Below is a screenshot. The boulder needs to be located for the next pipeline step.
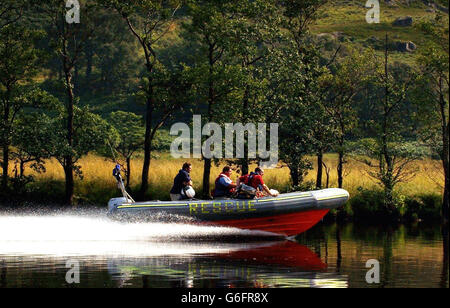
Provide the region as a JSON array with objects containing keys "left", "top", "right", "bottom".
[
  {"left": 395, "top": 41, "right": 417, "bottom": 52},
  {"left": 393, "top": 16, "right": 413, "bottom": 27}
]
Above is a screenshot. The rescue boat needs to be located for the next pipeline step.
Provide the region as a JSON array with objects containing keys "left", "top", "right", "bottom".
[{"left": 107, "top": 188, "right": 349, "bottom": 237}]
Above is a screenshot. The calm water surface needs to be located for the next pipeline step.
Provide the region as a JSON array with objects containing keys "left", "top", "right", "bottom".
[{"left": 0, "top": 210, "right": 447, "bottom": 288}]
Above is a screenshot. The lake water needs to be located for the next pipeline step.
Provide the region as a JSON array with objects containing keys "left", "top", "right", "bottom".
[{"left": 0, "top": 210, "right": 447, "bottom": 288}]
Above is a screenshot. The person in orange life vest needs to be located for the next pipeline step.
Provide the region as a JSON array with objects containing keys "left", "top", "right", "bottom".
[
  {"left": 213, "top": 166, "right": 237, "bottom": 199},
  {"left": 239, "top": 167, "right": 277, "bottom": 197}
]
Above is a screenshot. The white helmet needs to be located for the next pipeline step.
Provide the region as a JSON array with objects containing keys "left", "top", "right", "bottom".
[{"left": 182, "top": 186, "right": 196, "bottom": 199}]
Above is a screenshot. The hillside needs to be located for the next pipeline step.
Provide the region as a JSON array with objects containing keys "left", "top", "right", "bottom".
[{"left": 311, "top": 0, "right": 449, "bottom": 64}]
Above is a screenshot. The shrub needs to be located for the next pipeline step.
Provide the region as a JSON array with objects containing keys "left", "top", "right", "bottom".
[
  {"left": 350, "top": 188, "right": 405, "bottom": 222},
  {"left": 405, "top": 194, "right": 442, "bottom": 222}
]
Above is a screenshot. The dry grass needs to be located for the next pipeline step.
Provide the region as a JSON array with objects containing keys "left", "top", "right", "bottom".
[{"left": 21, "top": 153, "right": 444, "bottom": 202}]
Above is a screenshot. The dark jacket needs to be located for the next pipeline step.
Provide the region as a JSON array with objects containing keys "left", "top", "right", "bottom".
[{"left": 170, "top": 169, "right": 191, "bottom": 194}]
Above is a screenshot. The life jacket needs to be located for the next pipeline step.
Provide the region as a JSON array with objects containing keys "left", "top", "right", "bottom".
[
  {"left": 246, "top": 172, "right": 257, "bottom": 187},
  {"left": 239, "top": 173, "right": 254, "bottom": 185},
  {"left": 246, "top": 172, "right": 263, "bottom": 190},
  {"left": 213, "top": 173, "right": 234, "bottom": 197}
]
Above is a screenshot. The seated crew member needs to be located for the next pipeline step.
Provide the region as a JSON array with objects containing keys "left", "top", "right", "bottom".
[
  {"left": 213, "top": 166, "right": 237, "bottom": 199},
  {"left": 170, "top": 162, "right": 193, "bottom": 201},
  {"left": 246, "top": 167, "right": 278, "bottom": 197}
]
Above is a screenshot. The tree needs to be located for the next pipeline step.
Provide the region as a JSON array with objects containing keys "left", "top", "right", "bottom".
[
  {"left": 182, "top": 0, "right": 239, "bottom": 198},
  {"left": 0, "top": 25, "right": 43, "bottom": 191},
  {"left": 81, "top": 7, "right": 141, "bottom": 95},
  {"left": 221, "top": 0, "right": 279, "bottom": 176},
  {"left": 44, "top": 105, "right": 118, "bottom": 188},
  {"left": 39, "top": 0, "right": 97, "bottom": 205},
  {"left": 275, "top": 44, "right": 324, "bottom": 187},
  {"left": 322, "top": 47, "right": 376, "bottom": 188},
  {"left": 362, "top": 35, "right": 418, "bottom": 212},
  {"left": 415, "top": 14, "right": 449, "bottom": 222},
  {"left": 108, "top": 111, "right": 145, "bottom": 189},
  {"left": 101, "top": 0, "right": 185, "bottom": 199},
  {"left": 275, "top": 0, "right": 329, "bottom": 188}
]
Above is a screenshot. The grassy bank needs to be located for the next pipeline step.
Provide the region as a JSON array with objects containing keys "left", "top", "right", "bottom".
[{"left": 2, "top": 152, "right": 444, "bottom": 222}]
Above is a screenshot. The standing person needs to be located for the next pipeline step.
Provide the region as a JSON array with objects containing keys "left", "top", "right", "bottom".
[
  {"left": 170, "top": 163, "right": 193, "bottom": 201},
  {"left": 213, "top": 166, "right": 237, "bottom": 199}
]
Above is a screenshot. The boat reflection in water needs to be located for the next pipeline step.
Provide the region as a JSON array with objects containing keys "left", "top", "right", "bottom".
[{"left": 106, "top": 241, "right": 348, "bottom": 288}]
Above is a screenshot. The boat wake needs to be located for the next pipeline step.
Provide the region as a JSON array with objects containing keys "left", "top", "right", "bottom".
[{"left": 0, "top": 212, "right": 283, "bottom": 257}]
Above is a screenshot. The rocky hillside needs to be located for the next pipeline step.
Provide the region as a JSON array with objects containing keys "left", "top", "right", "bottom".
[{"left": 311, "top": 0, "right": 449, "bottom": 64}]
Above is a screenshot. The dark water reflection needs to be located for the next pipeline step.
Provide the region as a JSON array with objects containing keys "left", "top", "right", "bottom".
[{"left": 0, "top": 214, "right": 447, "bottom": 288}]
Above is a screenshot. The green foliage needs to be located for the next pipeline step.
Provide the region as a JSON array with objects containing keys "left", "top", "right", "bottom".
[
  {"left": 107, "top": 111, "right": 145, "bottom": 160},
  {"left": 0, "top": 0, "right": 27, "bottom": 29},
  {"left": 11, "top": 112, "right": 53, "bottom": 176},
  {"left": 350, "top": 188, "right": 406, "bottom": 222},
  {"left": 276, "top": 42, "right": 329, "bottom": 186},
  {"left": 152, "top": 130, "right": 174, "bottom": 152},
  {"left": 405, "top": 194, "right": 443, "bottom": 222},
  {"left": 44, "top": 105, "right": 119, "bottom": 179},
  {"left": 0, "top": 24, "right": 50, "bottom": 189}
]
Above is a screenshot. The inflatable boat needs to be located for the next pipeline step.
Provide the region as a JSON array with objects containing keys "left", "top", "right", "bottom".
[{"left": 108, "top": 188, "right": 349, "bottom": 237}]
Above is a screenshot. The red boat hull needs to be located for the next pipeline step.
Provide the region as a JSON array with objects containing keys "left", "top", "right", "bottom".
[{"left": 212, "top": 209, "right": 330, "bottom": 236}]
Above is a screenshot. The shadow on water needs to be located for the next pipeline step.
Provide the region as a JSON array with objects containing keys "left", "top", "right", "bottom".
[{"left": 0, "top": 209, "right": 447, "bottom": 288}]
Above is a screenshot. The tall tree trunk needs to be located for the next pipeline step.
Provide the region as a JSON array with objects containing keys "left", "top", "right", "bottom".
[
  {"left": 64, "top": 160, "right": 74, "bottom": 205},
  {"left": 241, "top": 85, "right": 250, "bottom": 176},
  {"left": 382, "top": 34, "right": 395, "bottom": 211},
  {"left": 140, "top": 94, "right": 154, "bottom": 199},
  {"left": 63, "top": 59, "right": 75, "bottom": 206},
  {"left": 202, "top": 44, "right": 215, "bottom": 199},
  {"left": 323, "top": 162, "right": 330, "bottom": 188},
  {"left": 203, "top": 158, "right": 212, "bottom": 198},
  {"left": 337, "top": 150, "right": 344, "bottom": 188},
  {"left": 1, "top": 145, "right": 8, "bottom": 191},
  {"left": 316, "top": 150, "right": 323, "bottom": 189},
  {"left": 19, "top": 161, "right": 25, "bottom": 177},
  {"left": 337, "top": 131, "right": 345, "bottom": 188},
  {"left": 290, "top": 166, "right": 299, "bottom": 187},
  {"left": 1, "top": 88, "right": 11, "bottom": 191},
  {"left": 126, "top": 156, "right": 131, "bottom": 190}
]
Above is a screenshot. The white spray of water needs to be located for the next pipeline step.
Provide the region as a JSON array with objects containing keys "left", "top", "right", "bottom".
[{"left": 0, "top": 214, "right": 280, "bottom": 257}]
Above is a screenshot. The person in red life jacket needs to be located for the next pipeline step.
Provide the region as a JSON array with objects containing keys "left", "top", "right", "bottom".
[
  {"left": 213, "top": 166, "right": 237, "bottom": 199},
  {"left": 240, "top": 167, "right": 278, "bottom": 197}
]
